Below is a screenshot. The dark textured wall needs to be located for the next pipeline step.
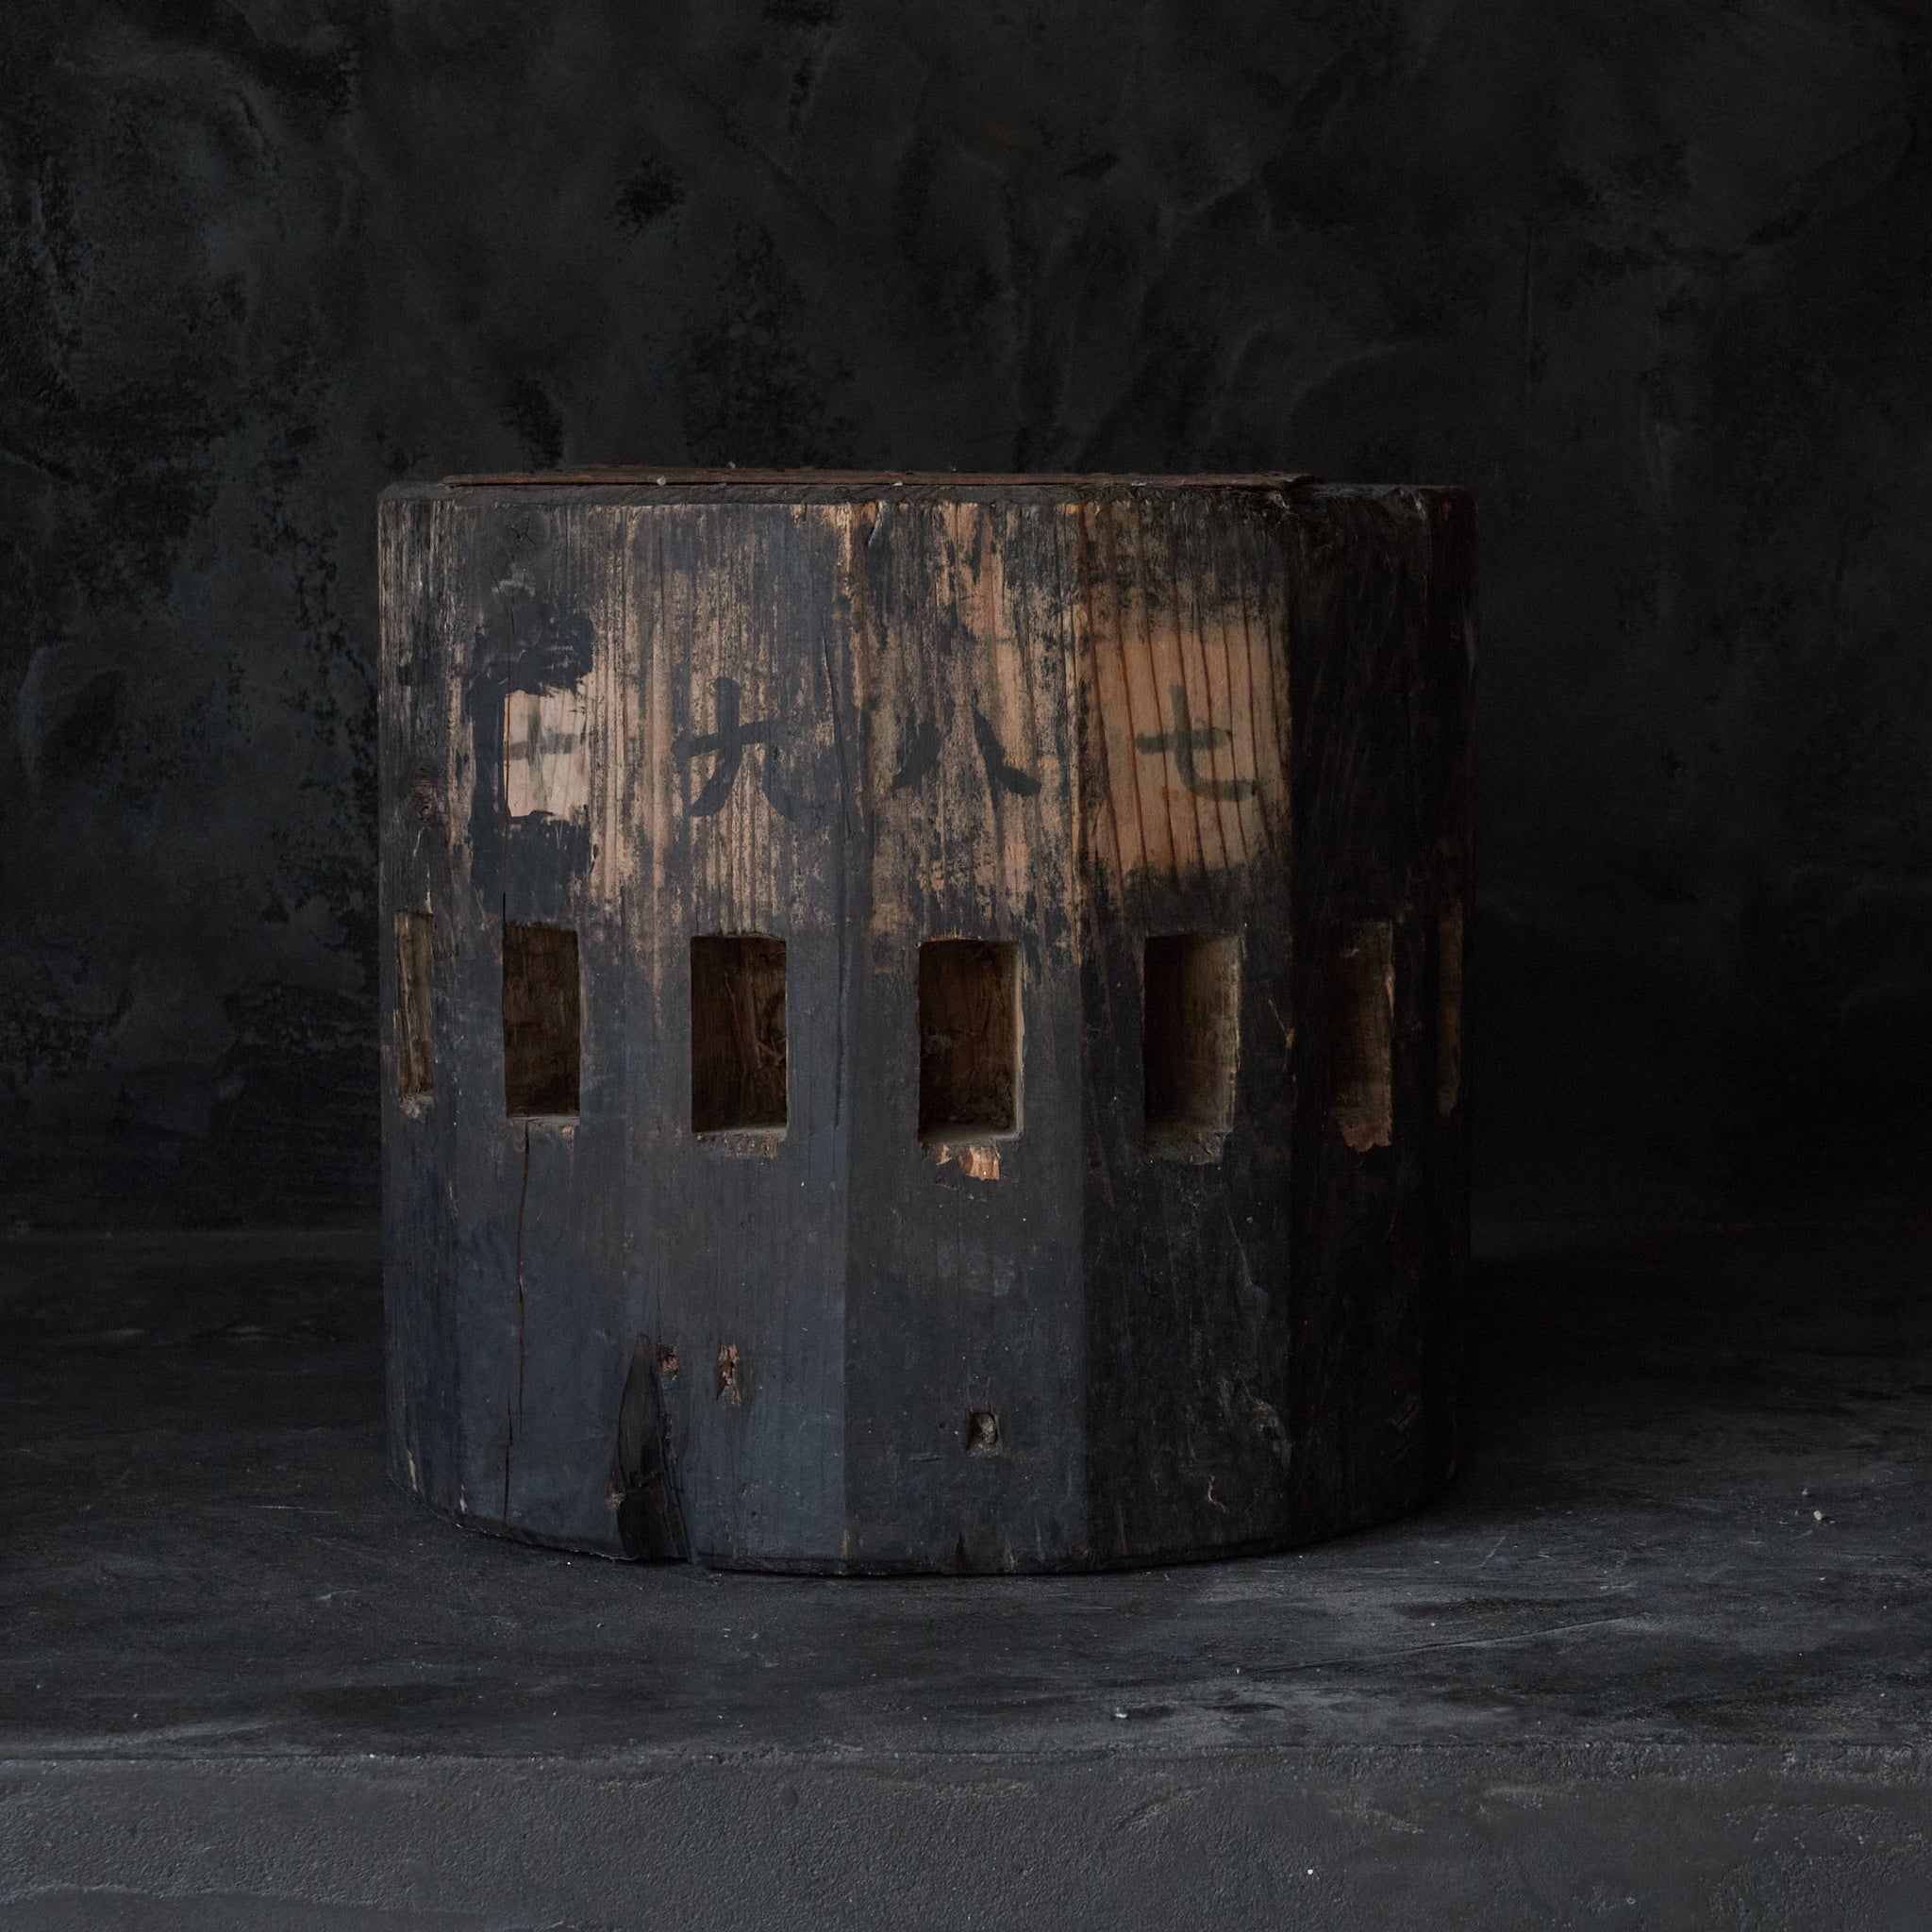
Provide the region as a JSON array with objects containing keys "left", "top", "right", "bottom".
[{"left": 3, "top": 2, "right": 1927, "bottom": 1224}]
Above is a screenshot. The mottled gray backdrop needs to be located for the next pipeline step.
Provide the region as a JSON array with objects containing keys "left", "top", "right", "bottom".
[{"left": 4, "top": 2, "right": 1926, "bottom": 1224}]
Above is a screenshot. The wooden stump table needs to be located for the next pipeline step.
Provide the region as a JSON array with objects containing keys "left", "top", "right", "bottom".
[{"left": 378, "top": 470, "right": 1474, "bottom": 1573}]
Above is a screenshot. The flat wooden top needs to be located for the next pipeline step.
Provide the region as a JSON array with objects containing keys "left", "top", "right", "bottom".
[{"left": 442, "top": 467, "right": 1318, "bottom": 491}]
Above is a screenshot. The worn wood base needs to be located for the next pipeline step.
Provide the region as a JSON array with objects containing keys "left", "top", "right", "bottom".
[{"left": 378, "top": 473, "right": 1473, "bottom": 1573}]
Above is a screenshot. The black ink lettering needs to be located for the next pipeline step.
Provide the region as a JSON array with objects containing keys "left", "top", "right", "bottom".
[
  {"left": 972, "top": 708, "right": 1041, "bottom": 798},
  {"left": 891, "top": 717, "right": 943, "bottom": 793},
  {"left": 673, "top": 676, "right": 793, "bottom": 819},
  {"left": 1134, "top": 683, "right": 1256, "bottom": 802}
]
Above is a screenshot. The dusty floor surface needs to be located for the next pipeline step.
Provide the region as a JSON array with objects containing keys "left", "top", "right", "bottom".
[{"left": 3, "top": 1223, "right": 1929, "bottom": 1926}]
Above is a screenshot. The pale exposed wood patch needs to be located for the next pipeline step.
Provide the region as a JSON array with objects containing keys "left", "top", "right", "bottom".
[
  {"left": 925, "top": 1141, "right": 1002, "bottom": 1180},
  {"left": 941, "top": 501, "right": 1063, "bottom": 917},
  {"left": 505, "top": 686, "right": 590, "bottom": 820},
  {"left": 1071, "top": 500, "right": 1286, "bottom": 884}
]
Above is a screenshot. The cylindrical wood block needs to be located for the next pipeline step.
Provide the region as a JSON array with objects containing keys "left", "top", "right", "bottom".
[{"left": 378, "top": 470, "right": 1474, "bottom": 1573}]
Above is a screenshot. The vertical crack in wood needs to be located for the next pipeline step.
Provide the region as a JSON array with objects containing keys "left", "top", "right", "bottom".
[
  {"left": 1333, "top": 921, "right": 1395, "bottom": 1152},
  {"left": 505, "top": 1120, "right": 530, "bottom": 1520},
  {"left": 1437, "top": 899, "right": 1464, "bottom": 1117},
  {"left": 822, "top": 609, "right": 849, "bottom": 1131},
  {"left": 515, "top": 1122, "right": 530, "bottom": 1411},
  {"left": 612, "top": 1335, "right": 691, "bottom": 1560}
]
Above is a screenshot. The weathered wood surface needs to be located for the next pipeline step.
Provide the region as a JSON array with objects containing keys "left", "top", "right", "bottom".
[{"left": 378, "top": 475, "right": 1474, "bottom": 1572}]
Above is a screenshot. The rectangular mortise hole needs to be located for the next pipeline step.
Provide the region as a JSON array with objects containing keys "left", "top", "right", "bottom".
[
  {"left": 1331, "top": 920, "right": 1393, "bottom": 1152},
  {"left": 918, "top": 940, "right": 1020, "bottom": 1141},
  {"left": 691, "top": 934, "right": 788, "bottom": 1135},
  {"left": 394, "top": 909, "right": 434, "bottom": 1103},
  {"left": 503, "top": 922, "right": 580, "bottom": 1117},
  {"left": 1436, "top": 900, "right": 1463, "bottom": 1117},
  {"left": 1142, "top": 933, "right": 1240, "bottom": 1157}
]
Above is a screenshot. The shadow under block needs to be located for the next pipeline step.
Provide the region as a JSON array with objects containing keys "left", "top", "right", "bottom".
[{"left": 377, "top": 473, "right": 1474, "bottom": 1573}]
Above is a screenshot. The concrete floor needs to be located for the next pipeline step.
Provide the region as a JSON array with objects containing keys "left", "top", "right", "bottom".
[{"left": 3, "top": 1223, "right": 1929, "bottom": 1928}]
